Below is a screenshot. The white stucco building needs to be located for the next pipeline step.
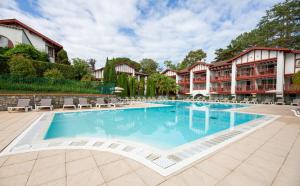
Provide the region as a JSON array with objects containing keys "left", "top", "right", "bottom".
[{"left": 0, "top": 19, "right": 63, "bottom": 62}]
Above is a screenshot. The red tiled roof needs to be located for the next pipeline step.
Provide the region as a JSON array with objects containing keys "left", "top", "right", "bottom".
[{"left": 0, "top": 19, "right": 63, "bottom": 49}]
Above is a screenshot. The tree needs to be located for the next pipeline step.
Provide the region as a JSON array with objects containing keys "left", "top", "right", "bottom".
[
  {"left": 179, "top": 49, "right": 206, "bottom": 70},
  {"left": 72, "top": 58, "right": 91, "bottom": 80},
  {"left": 43, "top": 68, "right": 64, "bottom": 79},
  {"left": 214, "top": 0, "right": 300, "bottom": 61},
  {"left": 88, "top": 58, "right": 96, "bottom": 70},
  {"left": 5, "top": 44, "right": 49, "bottom": 62},
  {"left": 108, "top": 61, "right": 117, "bottom": 84},
  {"left": 56, "top": 49, "right": 70, "bottom": 65},
  {"left": 140, "top": 58, "right": 158, "bottom": 75},
  {"left": 103, "top": 57, "right": 110, "bottom": 83},
  {"left": 163, "top": 60, "right": 177, "bottom": 70},
  {"left": 9, "top": 55, "right": 36, "bottom": 77}
]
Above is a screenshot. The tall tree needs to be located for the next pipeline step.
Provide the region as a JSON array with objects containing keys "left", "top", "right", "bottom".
[
  {"left": 108, "top": 61, "right": 117, "bottom": 84},
  {"left": 214, "top": 0, "right": 300, "bottom": 61},
  {"left": 103, "top": 57, "right": 110, "bottom": 83},
  {"left": 163, "top": 60, "right": 177, "bottom": 70},
  {"left": 56, "top": 49, "right": 70, "bottom": 65},
  {"left": 140, "top": 58, "right": 158, "bottom": 75},
  {"left": 72, "top": 58, "right": 90, "bottom": 80},
  {"left": 179, "top": 49, "right": 207, "bottom": 70},
  {"left": 88, "top": 58, "right": 96, "bottom": 70}
]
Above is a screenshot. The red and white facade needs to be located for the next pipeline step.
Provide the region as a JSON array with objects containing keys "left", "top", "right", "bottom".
[
  {"left": 0, "top": 19, "right": 63, "bottom": 62},
  {"left": 93, "top": 62, "right": 148, "bottom": 81},
  {"left": 162, "top": 47, "right": 300, "bottom": 100}
]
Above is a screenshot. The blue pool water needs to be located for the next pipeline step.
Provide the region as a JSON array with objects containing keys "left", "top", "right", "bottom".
[{"left": 44, "top": 101, "right": 263, "bottom": 149}]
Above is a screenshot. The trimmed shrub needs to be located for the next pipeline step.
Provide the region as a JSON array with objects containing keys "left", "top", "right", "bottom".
[
  {"left": 44, "top": 68, "right": 64, "bottom": 79},
  {"left": 9, "top": 55, "right": 36, "bottom": 77}
]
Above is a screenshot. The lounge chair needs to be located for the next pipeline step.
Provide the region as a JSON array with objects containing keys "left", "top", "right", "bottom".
[
  {"left": 78, "top": 98, "right": 92, "bottom": 109},
  {"left": 275, "top": 98, "right": 285, "bottom": 105},
  {"left": 230, "top": 98, "right": 238, "bottom": 103},
  {"left": 220, "top": 98, "right": 229, "bottom": 102},
  {"left": 248, "top": 98, "right": 258, "bottom": 104},
  {"left": 291, "top": 108, "right": 300, "bottom": 117},
  {"left": 96, "top": 98, "right": 110, "bottom": 108},
  {"left": 109, "top": 97, "right": 125, "bottom": 107},
  {"left": 240, "top": 98, "right": 249, "bottom": 103},
  {"left": 36, "top": 99, "right": 53, "bottom": 111},
  {"left": 8, "top": 99, "right": 32, "bottom": 112},
  {"left": 63, "top": 98, "right": 76, "bottom": 110},
  {"left": 262, "top": 98, "right": 273, "bottom": 104},
  {"left": 291, "top": 99, "right": 300, "bottom": 106}
]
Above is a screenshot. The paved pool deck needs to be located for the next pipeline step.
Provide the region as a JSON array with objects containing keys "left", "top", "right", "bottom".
[{"left": 0, "top": 103, "right": 299, "bottom": 186}]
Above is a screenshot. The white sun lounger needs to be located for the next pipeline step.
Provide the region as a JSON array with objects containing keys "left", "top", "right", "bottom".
[
  {"left": 96, "top": 98, "right": 110, "bottom": 108},
  {"left": 63, "top": 98, "right": 76, "bottom": 110},
  {"left": 262, "top": 98, "right": 273, "bottom": 104},
  {"left": 291, "top": 99, "right": 300, "bottom": 106},
  {"left": 275, "top": 98, "right": 285, "bottom": 105},
  {"left": 240, "top": 98, "right": 249, "bottom": 103},
  {"left": 78, "top": 98, "right": 92, "bottom": 109},
  {"left": 248, "top": 98, "right": 258, "bottom": 104},
  {"left": 36, "top": 99, "right": 53, "bottom": 111},
  {"left": 8, "top": 99, "right": 32, "bottom": 112}
]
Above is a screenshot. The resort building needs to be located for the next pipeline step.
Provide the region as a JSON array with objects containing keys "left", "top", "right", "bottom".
[
  {"left": 162, "top": 47, "right": 300, "bottom": 101},
  {"left": 0, "top": 19, "right": 63, "bottom": 62},
  {"left": 93, "top": 61, "right": 148, "bottom": 81}
]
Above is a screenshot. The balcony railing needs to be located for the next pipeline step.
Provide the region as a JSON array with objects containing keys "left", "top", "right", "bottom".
[
  {"left": 210, "top": 75, "right": 231, "bottom": 82},
  {"left": 179, "top": 89, "right": 190, "bottom": 94},
  {"left": 178, "top": 79, "right": 190, "bottom": 85},
  {"left": 236, "top": 85, "right": 255, "bottom": 94},
  {"left": 193, "top": 77, "right": 206, "bottom": 83},
  {"left": 193, "top": 87, "right": 206, "bottom": 90},
  {"left": 256, "top": 68, "right": 276, "bottom": 77},
  {"left": 236, "top": 70, "right": 254, "bottom": 80},
  {"left": 285, "top": 84, "right": 300, "bottom": 93},
  {"left": 256, "top": 84, "right": 276, "bottom": 93},
  {"left": 210, "top": 87, "right": 231, "bottom": 94}
]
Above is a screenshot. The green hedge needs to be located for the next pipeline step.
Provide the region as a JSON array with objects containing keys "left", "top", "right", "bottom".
[
  {"left": 0, "top": 75, "right": 114, "bottom": 94},
  {"left": 31, "top": 60, "right": 76, "bottom": 79}
]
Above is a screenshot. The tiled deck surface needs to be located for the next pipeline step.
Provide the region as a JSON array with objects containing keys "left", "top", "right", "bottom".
[{"left": 0, "top": 103, "right": 299, "bottom": 186}]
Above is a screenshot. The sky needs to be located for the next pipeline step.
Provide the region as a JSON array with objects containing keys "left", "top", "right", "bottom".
[{"left": 0, "top": 0, "right": 281, "bottom": 68}]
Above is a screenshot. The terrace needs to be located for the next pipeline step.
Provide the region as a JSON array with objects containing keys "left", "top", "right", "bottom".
[{"left": 0, "top": 104, "right": 299, "bottom": 186}]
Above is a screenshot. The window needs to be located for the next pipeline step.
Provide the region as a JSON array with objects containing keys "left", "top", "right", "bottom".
[
  {"left": 296, "top": 59, "right": 300, "bottom": 67},
  {"left": 47, "top": 46, "right": 54, "bottom": 58}
]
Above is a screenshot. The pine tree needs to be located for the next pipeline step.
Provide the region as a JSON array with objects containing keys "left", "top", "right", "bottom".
[{"left": 103, "top": 57, "right": 110, "bottom": 83}]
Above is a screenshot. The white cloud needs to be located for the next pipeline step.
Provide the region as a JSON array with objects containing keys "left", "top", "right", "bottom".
[{"left": 0, "top": 0, "right": 281, "bottom": 68}]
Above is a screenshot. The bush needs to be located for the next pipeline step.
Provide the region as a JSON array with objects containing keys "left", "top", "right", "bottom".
[
  {"left": 44, "top": 68, "right": 64, "bottom": 79},
  {"left": 81, "top": 74, "right": 95, "bottom": 82},
  {"left": 0, "top": 54, "right": 9, "bottom": 74},
  {"left": 5, "top": 44, "right": 49, "bottom": 62},
  {"left": 9, "top": 55, "right": 36, "bottom": 77},
  {"left": 31, "top": 60, "right": 76, "bottom": 79},
  {"left": 292, "top": 71, "right": 300, "bottom": 85},
  {"left": 56, "top": 49, "right": 70, "bottom": 65},
  {"left": 73, "top": 58, "right": 91, "bottom": 80}
]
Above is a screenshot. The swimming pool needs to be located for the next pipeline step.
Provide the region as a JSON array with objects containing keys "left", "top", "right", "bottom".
[{"left": 44, "top": 101, "right": 263, "bottom": 149}]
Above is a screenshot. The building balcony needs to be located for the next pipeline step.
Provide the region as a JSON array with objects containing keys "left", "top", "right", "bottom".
[
  {"left": 210, "top": 87, "right": 231, "bottom": 94},
  {"left": 179, "top": 89, "right": 190, "bottom": 94},
  {"left": 235, "top": 84, "right": 276, "bottom": 94},
  {"left": 193, "top": 77, "right": 206, "bottom": 83},
  {"left": 236, "top": 85, "right": 255, "bottom": 94},
  {"left": 236, "top": 71, "right": 254, "bottom": 80},
  {"left": 210, "top": 76, "right": 231, "bottom": 82},
  {"left": 284, "top": 84, "right": 300, "bottom": 93},
  {"left": 193, "top": 87, "right": 206, "bottom": 90},
  {"left": 256, "top": 69, "right": 276, "bottom": 78},
  {"left": 178, "top": 79, "right": 190, "bottom": 85}
]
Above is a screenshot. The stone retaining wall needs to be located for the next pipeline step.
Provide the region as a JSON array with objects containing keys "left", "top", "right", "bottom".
[{"left": 0, "top": 94, "right": 113, "bottom": 111}]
